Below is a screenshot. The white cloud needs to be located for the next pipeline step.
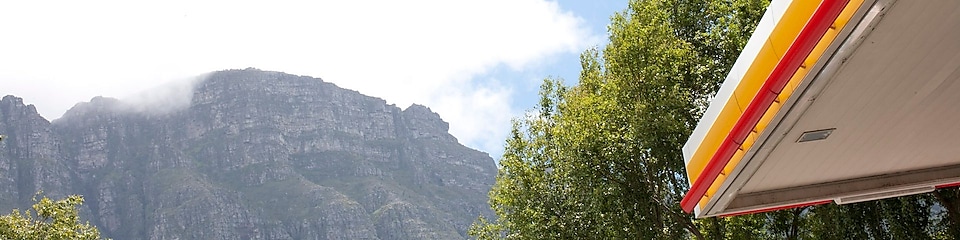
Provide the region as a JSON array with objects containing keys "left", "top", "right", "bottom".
[{"left": 0, "top": 0, "right": 595, "bottom": 158}]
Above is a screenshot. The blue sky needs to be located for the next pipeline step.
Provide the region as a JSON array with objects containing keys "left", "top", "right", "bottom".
[
  {"left": 465, "top": 1, "right": 628, "bottom": 158},
  {"left": 0, "top": 0, "right": 628, "bottom": 161}
]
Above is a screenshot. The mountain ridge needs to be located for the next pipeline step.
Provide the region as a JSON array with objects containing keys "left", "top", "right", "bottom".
[{"left": 0, "top": 68, "right": 496, "bottom": 239}]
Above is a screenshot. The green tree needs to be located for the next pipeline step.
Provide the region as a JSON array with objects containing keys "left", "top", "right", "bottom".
[
  {"left": 933, "top": 188, "right": 960, "bottom": 238},
  {"left": 473, "top": 0, "right": 960, "bottom": 239},
  {"left": 470, "top": 0, "right": 769, "bottom": 239},
  {"left": 0, "top": 193, "right": 102, "bottom": 240}
]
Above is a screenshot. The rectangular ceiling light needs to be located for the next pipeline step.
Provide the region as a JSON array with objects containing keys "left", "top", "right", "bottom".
[{"left": 797, "top": 128, "right": 836, "bottom": 143}]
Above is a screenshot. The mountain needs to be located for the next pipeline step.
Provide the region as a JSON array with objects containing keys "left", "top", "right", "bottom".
[{"left": 0, "top": 68, "right": 497, "bottom": 239}]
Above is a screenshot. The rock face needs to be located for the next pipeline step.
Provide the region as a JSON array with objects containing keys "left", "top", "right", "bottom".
[{"left": 0, "top": 68, "right": 497, "bottom": 239}]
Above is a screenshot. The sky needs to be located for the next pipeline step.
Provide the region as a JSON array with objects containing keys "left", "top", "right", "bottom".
[{"left": 0, "top": 0, "right": 627, "bottom": 160}]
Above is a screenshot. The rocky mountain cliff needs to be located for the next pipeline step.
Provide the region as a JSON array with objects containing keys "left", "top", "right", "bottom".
[{"left": 0, "top": 68, "right": 497, "bottom": 239}]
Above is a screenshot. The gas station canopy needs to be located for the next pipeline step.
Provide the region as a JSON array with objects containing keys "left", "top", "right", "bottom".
[{"left": 681, "top": 0, "right": 960, "bottom": 217}]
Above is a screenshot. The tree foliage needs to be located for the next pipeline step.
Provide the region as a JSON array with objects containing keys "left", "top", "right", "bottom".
[
  {"left": 0, "top": 193, "right": 102, "bottom": 240},
  {"left": 470, "top": 0, "right": 769, "bottom": 239},
  {"left": 471, "top": 0, "right": 960, "bottom": 239}
]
